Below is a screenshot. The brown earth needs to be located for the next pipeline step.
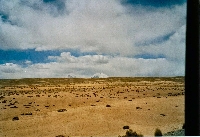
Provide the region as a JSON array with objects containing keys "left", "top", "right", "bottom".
[{"left": 0, "top": 77, "right": 184, "bottom": 137}]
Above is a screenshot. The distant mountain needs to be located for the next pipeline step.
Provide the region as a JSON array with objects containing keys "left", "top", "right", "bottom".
[
  {"left": 68, "top": 75, "right": 76, "bottom": 78},
  {"left": 91, "top": 73, "right": 108, "bottom": 78}
]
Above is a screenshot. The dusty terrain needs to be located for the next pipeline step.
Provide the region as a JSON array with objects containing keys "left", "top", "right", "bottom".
[{"left": 0, "top": 77, "right": 184, "bottom": 137}]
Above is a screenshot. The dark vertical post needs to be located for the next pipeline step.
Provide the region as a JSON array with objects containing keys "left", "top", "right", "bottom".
[{"left": 185, "top": 0, "right": 199, "bottom": 135}]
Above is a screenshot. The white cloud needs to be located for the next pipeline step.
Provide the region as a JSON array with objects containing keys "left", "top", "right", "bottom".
[
  {"left": 48, "top": 52, "right": 109, "bottom": 64},
  {"left": 24, "top": 60, "right": 32, "bottom": 64},
  {"left": 0, "top": 0, "right": 186, "bottom": 78},
  {"left": 0, "top": 0, "right": 186, "bottom": 56},
  {"left": 0, "top": 63, "right": 24, "bottom": 78},
  {"left": 136, "top": 24, "right": 186, "bottom": 62},
  {"left": 0, "top": 53, "right": 184, "bottom": 79}
]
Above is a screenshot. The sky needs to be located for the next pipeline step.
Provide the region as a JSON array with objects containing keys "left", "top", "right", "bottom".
[{"left": 0, "top": 0, "right": 186, "bottom": 79}]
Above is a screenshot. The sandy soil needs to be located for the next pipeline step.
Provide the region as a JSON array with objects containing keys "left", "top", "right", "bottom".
[{"left": 0, "top": 77, "right": 184, "bottom": 137}]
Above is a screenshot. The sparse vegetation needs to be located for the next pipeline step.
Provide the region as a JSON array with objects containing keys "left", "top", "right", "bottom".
[{"left": 0, "top": 77, "right": 184, "bottom": 136}]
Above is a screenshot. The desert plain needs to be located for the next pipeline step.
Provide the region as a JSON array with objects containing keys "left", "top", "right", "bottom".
[{"left": 0, "top": 77, "right": 184, "bottom": 137}]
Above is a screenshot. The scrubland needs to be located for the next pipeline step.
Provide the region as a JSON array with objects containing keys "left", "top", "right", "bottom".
[{"left": 0, "top": 77, "right": 184, "bottom": 136}]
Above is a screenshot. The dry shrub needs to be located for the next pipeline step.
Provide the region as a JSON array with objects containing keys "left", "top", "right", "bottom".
[
  {"left": 55, "top": 135, "right": 65, "bottom": 137},
  {"left": 123, "top": 126, "right": 129, "bottom": 129},
  {"left": 119, "top": 129, "right": 143, "bottom": 137},
  {"left": 182, "top": 123, "right": 185, "bottom": 129},
  {"left": 154, "top": 128, "right": 162, "bottom": 136},
  {"left": 12, "top": 116, "right": 19, "bottom": 121}
]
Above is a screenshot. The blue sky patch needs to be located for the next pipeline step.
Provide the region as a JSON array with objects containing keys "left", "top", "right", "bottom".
[
  {"left": 134, "top": 54, "right": 166, "bottom": 59},
  {"left": 0, "top": 13, "right": 13, "bottom": 25},
  {"left": 121, "top": 0, "right": 186, "bottom": 7},
  {"left": 42, "top": 0, "right": 66, "bottom": 15},
  {"left": 0, "top": 49, "right": 60, "bottom": 64},
  {"left": 0, "top": 49, "right": 99, "bottom": 64},
  {"left": 135, "top": 32, "right": 175, "bottom": 46},
  {"left": 0, "top": 14, "right": 8, "bottom": 22}
]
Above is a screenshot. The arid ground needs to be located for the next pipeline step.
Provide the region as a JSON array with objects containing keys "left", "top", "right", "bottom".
[{"left": 0, "top": 77, "right": 184, "bottom": 137}]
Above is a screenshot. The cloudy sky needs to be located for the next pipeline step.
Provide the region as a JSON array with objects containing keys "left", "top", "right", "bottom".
[{"left": 0, "top": 0, "right": 186, "bottom": 79}]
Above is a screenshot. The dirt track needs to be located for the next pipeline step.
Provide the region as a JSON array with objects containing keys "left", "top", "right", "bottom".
[{"left": 0, "top": 77, "right": 184, "bottom": 136}]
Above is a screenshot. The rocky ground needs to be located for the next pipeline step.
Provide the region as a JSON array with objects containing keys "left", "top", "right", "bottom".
[{"left": 0, "top": 77, "right": 185, "bottom": 137}]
